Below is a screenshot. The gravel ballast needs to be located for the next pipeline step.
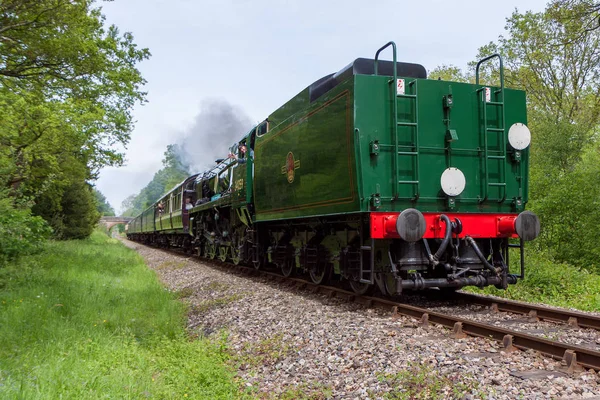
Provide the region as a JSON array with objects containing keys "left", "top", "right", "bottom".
[{"left": 123, "top": 239, "right": 600, "bottom": 399}]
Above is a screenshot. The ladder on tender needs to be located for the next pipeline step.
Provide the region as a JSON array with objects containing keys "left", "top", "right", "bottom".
[
  {"left": 476, "top": 54, "right": 507, "bottom": 203},
  {"left": 374, "top": 41, "right": 420, "bottom": 201}
]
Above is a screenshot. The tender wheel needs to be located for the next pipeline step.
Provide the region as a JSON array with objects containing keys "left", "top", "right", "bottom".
[
  {"left": 383, "top": 274, "right": 400, "bottom": 296},
  {"left": 349, "top": 279, "right": 373, "bottom": 296},
  {"left": 218, "top": 245, "right": 228, "bottom": 262},
  {"left": 281, "top": 259, "right": 295, "bottom": 277},
  {"left": 205, "top": 242, "right": 217, "bottom": 259},
  {"left": 309, "top": 261, "right": 331, "bottom": 285}
]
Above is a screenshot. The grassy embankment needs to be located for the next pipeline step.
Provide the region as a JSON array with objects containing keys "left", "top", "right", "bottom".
[
  {"left": 0, "top": 231, "right": 238, "bottom": 399},
  {"left": 469, "top": 249, "right": 600, "bottom": 311}
]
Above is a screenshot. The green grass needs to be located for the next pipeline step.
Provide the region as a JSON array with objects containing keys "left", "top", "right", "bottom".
[
  {"left": 467, "top": 249, "right": 600, "bottom": 311},
  {"left": 0, "top": 231, "right": 239, "bottom": 399}
]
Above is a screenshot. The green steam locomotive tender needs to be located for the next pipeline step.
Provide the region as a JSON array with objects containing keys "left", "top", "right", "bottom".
[{"left": 127, "top": 41, "right": 540, "bottom": 295}]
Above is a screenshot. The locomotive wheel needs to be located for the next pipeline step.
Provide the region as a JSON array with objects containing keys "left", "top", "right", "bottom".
[
  {"left": 281, "top": 259, "right": 295, "bottom": 277},
  {"left": 205, "top": 242, "right": 217, "bottom": 260},
  {"left": 383, "top": 274, "right": 400, "bottom": 296},
  {"left": 218, "top": 246, "right": 228, "bottom": 262},
  {"left": 349, "top": 280, "right": 373, "bottom": 296},
  {"left": 231, "top": 244, "right": 242, "bottom": 265},
  {"left": 252, "top": 256, "right": 262, "bottom": 270},
  {"left": 309, "top": 261, "right": 331, "bottom": 285}
]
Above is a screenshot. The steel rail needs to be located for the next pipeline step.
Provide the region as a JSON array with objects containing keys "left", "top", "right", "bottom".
[
  {"left": 142, "top": 243, "right": 600, "bottom": 371},
  {"left": 454, "top": 292, "right": 600, "bottom": 331}
]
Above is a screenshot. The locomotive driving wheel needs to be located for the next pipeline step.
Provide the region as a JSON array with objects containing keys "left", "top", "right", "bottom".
[
  {"left": 218, "top": 245, "right": 228, "bottom": 262},
  {"left": 281, "top": 259, "right": 295, "bottom": 277},
  {"left": 309, "top": 260, "right": 331, "bottom": 285},
  {"left": 349, "top": 279, "right": 373, "bottom": 296},
  {"left": 205, "top": 242, "right": 217, "bottom": 260},
  {"left": 231, "top": 244, "right": 242, "bottom": 265}
]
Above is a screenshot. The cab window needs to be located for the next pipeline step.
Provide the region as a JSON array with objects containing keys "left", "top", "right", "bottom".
[
  {"left": 256, "top": 120, "right": 268, "bottom": 137},
  {"left": 217, "top": 167, "right": 232, "bottom": 194}
]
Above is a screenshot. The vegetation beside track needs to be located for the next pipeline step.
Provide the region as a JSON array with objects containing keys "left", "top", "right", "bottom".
[
  {"left": 0, "top": 231, "right": 238, "bottom": 399},
  {"left": 468, "top": 250, "right": 600, "bottom": 312}
]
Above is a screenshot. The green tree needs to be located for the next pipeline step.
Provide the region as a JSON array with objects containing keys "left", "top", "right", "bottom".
[
  {"left": 475, "top": 1, "right": 600, "bottom": 269},
  {"left": 478, "top": 1, "right": 600, "bottom": 175},
  {"left": 121, "top": 145, "right": 191, "bottom": 217},
  {"left": 93, "top": 188, "right": 115, "bottom": 216},
  {"left": 60, "top": 181, "right": 100, "bottom": 239},
  {"left": 428, "top": 65, "right": 471, "bottom": 83},
  {"left": 0, "top": 0, "right": 149, "bottom": 240},
  {"left": 431, "top": 1, "right": 600, "bottom": 269},
  {"left": 31, "top": 155, "right": 100, "bottom": 239}
]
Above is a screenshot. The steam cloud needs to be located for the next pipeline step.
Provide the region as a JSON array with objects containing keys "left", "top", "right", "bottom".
[{"left": 174, "top": 99, "right": 254, "bottom": 173}]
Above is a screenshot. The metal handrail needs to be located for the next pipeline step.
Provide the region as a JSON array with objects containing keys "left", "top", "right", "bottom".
[
  {"left": 476, "top": 53, "right": 504, "bottom": 89},
  {"left": 374, "top": 42, "right": 399, "bottom": 199},
  {"left": 476, "top": 54, "right": 506, "bottom": 203}
]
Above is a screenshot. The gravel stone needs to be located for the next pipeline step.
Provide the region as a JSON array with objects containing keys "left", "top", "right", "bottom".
[{"left": 122, "top": 239, "right": 600, "bottom": 399}]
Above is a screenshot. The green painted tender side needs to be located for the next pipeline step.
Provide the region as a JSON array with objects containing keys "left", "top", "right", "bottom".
[
  {"left": 254, "top": 79, "right": 359, "bottom": 221},
  {"left": 354, "top": 75, "right": 528, "bottom": 213},
  {"left": 252, "top": 70, "right": 529, "bottom": 222}
]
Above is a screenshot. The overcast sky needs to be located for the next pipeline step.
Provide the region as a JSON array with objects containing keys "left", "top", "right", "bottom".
[{"left": 96, "top": 0, "right": 548, "bottom": 213}]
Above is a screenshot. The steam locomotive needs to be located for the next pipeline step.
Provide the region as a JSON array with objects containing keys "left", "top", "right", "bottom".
[{"left": 127, "top": 41, "right": 540, "bottom": 295}]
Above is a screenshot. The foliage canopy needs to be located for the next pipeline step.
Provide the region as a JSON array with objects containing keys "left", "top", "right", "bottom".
[{"left": 0, "top": 0, "right": 149, "bottom": 242}]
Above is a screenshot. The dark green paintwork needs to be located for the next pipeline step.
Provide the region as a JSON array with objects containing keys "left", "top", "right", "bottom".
[
  {"left": 131, "top": 61, "right": 529, "bottom": 231},
  {"left": 254, "top": 79, "right": 359, "bottom": 221},
  {"left": 252, "top": 70, "right": 529, "bottom": 222},
  {"left": 355, "top": 75, "right": 528, "bottom": 213}
]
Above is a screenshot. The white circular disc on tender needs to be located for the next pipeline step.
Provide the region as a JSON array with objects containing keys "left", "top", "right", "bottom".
[
  {"left": 508, "top": 123, "right": 531, "bottom": 150},
  {"left": 440, "top": 167, "right": 466, "bottom": 197}
]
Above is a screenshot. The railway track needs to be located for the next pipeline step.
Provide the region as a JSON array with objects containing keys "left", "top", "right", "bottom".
[
  {"left": 159, "top": 245, "right": 600, "bottom": 372},
  {"left": 453, "top": 292, "right": 600, "bottom": 331}
]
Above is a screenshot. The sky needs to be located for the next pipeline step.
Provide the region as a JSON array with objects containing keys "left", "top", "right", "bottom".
[{"left": 96, "top": 0, "right": 549, "bottom": 214}]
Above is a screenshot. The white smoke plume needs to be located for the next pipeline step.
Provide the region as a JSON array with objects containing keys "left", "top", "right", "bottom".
[{"left": 175, "top": 99, "right": 254, "bottom": 174}]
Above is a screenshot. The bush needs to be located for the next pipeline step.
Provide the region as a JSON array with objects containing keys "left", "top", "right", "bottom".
[
  {"left": 471, "top": 249, "right": 600, "bottom": 311},
  {"left": 0, "top": 198, "right": 52, "bottom": 264},
  {"left": 530, "top": 145, "right": 600, "bottom": 272}
]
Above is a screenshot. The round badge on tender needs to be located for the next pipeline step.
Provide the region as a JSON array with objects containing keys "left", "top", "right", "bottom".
[
  {"left": 440, "top": 167, "right": 466, "bottom": 197},
  {"left": 508, "top": 123, "right": 531, "bottom": 150}
]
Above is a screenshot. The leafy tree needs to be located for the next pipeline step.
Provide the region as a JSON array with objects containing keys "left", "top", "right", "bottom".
[
  {"left": 0, "top": 0, "right": 149, "bottom": 240},
  {"left": 428, "top": 65, "right": 471, "bottom": 83},
  {"left": 478, "top": 2, "right": 600, "bottom": 174},
  {"left": 93, "top": 188, "right": 115, "bottom": 216},
  {"left": 430, "top": 1, "right": 600, "bottom": 269},
  {"left": 60, "top": 180, "right": 100, "bottom": 239},
  {"left": 1, "top": 0, "right": 149, "bottom": 186},
  {"left": 533, "top": 144, "right": 600, "bottom": 268},
  {"left": 548, "top": 0, "right": 600, "bottom": 36},
  {"left": 120, "top": 194, "right": 137, "bottom": 217},
  {"left": 31, "top": 155, "right": 100, "bottom": 239},
  {"left": 121, "top": 145, "right": 191, "bottom": 217},
  {"left": 473, "top": 1, "right": 600, "bottom": 269}
]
